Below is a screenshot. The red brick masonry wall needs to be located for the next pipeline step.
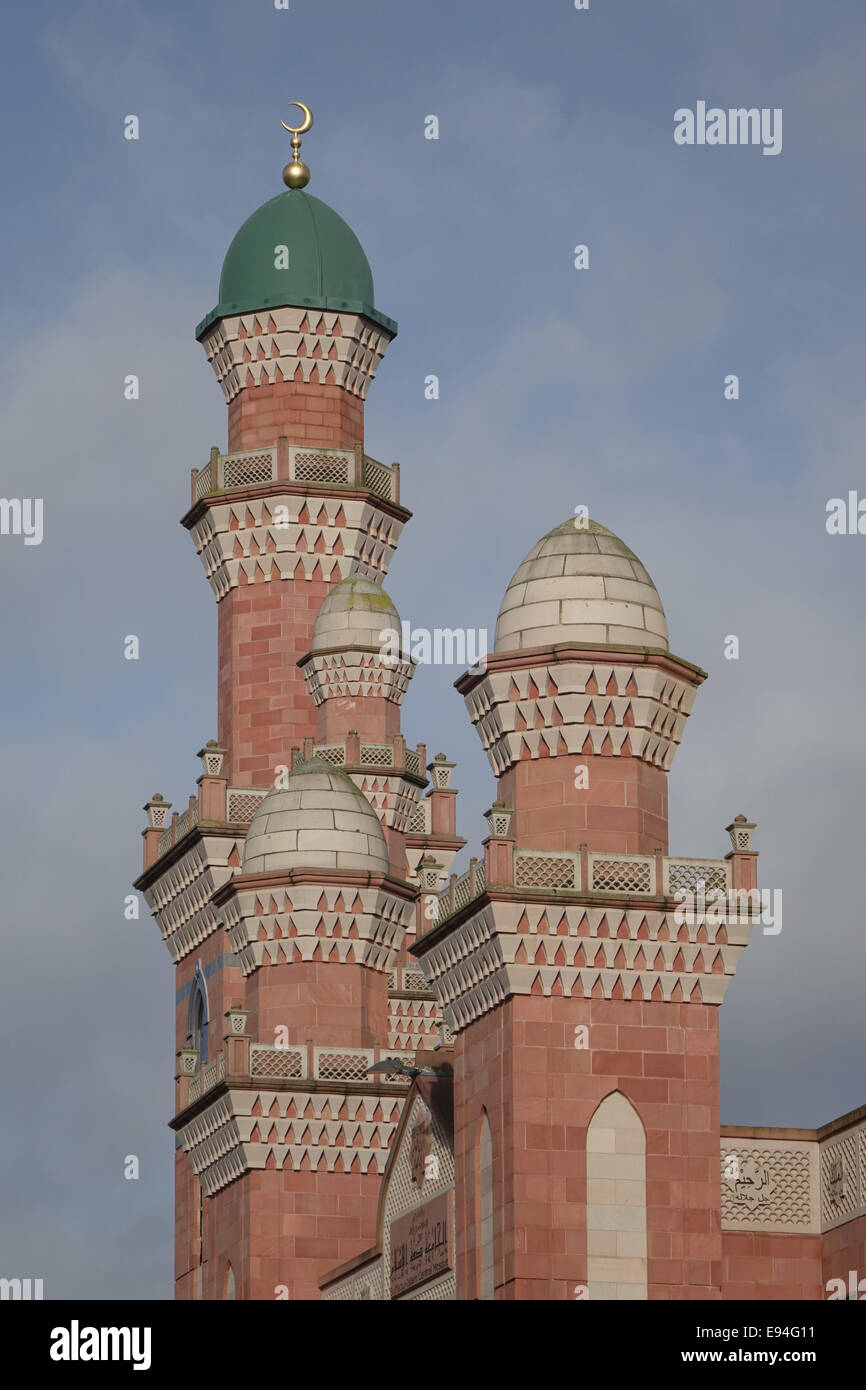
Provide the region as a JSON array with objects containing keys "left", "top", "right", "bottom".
[
  {"left": 721, "top": 1230, "right": 824, "bottom": 1300},
  {"left": 228, "top": 379, "right": 364, "bottom": 453},
  {"left": 499, "top": 754, "right": 669, "bottom": 856},
  {"left": 454, "top": 995, "right": 722, "bottom": 1300},
  {"left": 822, "top": 1212, "right": 866, "bottom": 1298},
  {"left": 218, "top": 578, "right": 330, "bottom": 784}
]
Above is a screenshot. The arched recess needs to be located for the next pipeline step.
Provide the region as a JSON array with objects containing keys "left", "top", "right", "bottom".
[
  {"left": 586, "top": 1091, "right": 647, "bottom": 1300},
  {"left": 225, "top": 1264, "right": 236, "bottom": 1300},
  {"left": 187, "top": 964, "right": 209, "bottom": 1064},
  {"left": 476, "top": 1110, "right": 494, "bottom": 1300}
]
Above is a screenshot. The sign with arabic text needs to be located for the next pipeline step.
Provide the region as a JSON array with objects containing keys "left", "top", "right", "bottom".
[{"left": 389, "top": 1192, "right": 452, "bottom": 1297}]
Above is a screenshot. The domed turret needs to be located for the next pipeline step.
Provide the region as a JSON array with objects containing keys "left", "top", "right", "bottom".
[
  {"left": 494, "top": 519, "right": 668, "bottom": 653},
  {"left": 301, "top": 575, "right": 413, "bottom": 741},
  {"left": 311, "top": 575, "right": 402, "bottom": 653},
  {"left": 457, "top": 514, "right": 704, "bottom": 854},
  {"left": 196, "top": 190, "right": 396, "bottom": 342},
  {"left": 241, "top": 758, "right": 389, "bottom": 875}
]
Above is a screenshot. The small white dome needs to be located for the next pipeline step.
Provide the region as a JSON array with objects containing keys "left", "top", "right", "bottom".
[
  {"left": 311, "top": 576, "right": 401, "bottom": 653},
  {"left": 494, "top": 519, "right": 669, "bottom": 653},
  {"left": 242, "top": 758, "right": 389, "bottom": 875}
]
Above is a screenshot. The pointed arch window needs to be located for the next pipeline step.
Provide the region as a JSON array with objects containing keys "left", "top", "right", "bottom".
[
  {"left": 586, "top": 1091, "right": 647, "bottom": 1300},
  {"left": 188, "top": 968, "right": 209, "bottom": 1065},
  {"left": 477, "top": 1111, "right": 494, "bottom": 1300}
]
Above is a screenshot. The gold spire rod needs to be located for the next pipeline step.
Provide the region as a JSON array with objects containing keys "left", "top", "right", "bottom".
[{"left": 281, "top": 101, "right": 313, "bottom": 188}]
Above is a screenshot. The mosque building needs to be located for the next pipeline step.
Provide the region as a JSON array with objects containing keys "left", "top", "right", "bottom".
[{"left": 134, "top": 107, "right": 866, "bottom": 1301}]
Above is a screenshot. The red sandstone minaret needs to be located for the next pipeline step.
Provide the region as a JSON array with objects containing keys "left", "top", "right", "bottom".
[
  {"left": 187, "top": 106, "right": 405, "bottom": 787},
  {"left": 135, "top": 110, "right": 460, "bottom": 1300},
  {"left": 414, "top": 518, "right": 759, "bottom": 1300}
]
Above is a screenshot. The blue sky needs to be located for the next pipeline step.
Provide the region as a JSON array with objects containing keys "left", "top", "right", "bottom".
[{"left": 1, "top": 0, "right": 865, "bottom": 1297}]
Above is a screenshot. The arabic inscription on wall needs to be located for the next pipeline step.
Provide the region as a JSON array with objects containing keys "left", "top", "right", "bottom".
[{"left": 389, "top": 1192, "right": 452, "bottom": 1298}]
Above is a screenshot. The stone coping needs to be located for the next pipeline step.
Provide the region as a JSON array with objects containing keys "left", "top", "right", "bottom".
[
  {"left": 722, "top": 1100, "right": 866, "bottom": 1144},
  {"left": 212, "top": 865, "right": 419, "bottom": 906},
  {"left": 170, "top": 1074, "right": 412, "bottom": 1130},
  {"left": 181, "top": 478, "right": 412, "bottom": 533},
  {"left": 454, "top": 642, "right": 708, "bottom": 694}
]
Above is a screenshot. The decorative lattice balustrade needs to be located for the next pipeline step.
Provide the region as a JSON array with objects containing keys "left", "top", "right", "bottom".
[
  {"left": 432, "top": 862, "right": 487, "bottom": 927},
  {"left": 188, "top": 1052, "right": 225, "bottom": 1103},
  {"left": 588, "top": 853, "right": 655, "bottom": 894},
  {"left": 360, "top": 743, "right": 392, "bottom": 767},
  {"left": 157, "top": 800, "right": 199, "bottom": 855},
  {"left": 313, "top": 744, "right": 346, "bottom": 766},
  {"left": 401, "top": 969, "right": 429, "bottom": 993},
  {"left": 189, "top": 446, "right": 397, "bottom": 503},
  {"left": 361, "top": 454, "right": 398, "bottom": 502},
  {"left": 246, "top": 1043, "right": 415, "bottom": 1085},
  {"left": 183, "top": 1045, "right": 417, "bottom": 1112},
  {"left": 451, "top": 873, "right": 473, "bottom": 911},
  {"left": 193, "top": 461, "right": 215, "bottom": 503},
  {"left": 434, "top": 847, "right": 732, "bottom": 925},
  {"left": 153, "top": 746, "right": 427, "bottom": 867},
  {"left": 407, "top": 799, "right": 431, "bottom": 834},
  {"left": 223, "top": 449, "right": 276, "bottom": 488},
  {"left": 386, "top": 966, "right": 431, "bottom": 994},
  {"left": 226, "top": 787, "right": 269, "bottom": 824},
  {"left": 665, "top": 857, "right": 730, "bottom": 896},
  {"left": 515, "top": 851, "right": 580, "bottom": 890},
  {"left": 249, "top": 1044, "right": 304, "bottom": 1080},
  {"left": 289, "top": 446, "right": 353, "bottom": 487},
  {"left": 315, "top": 1049, "right": 375, "bottom": 1082},
  {"left": 192, "top": 447, "right": 277, "bottom": 501}
]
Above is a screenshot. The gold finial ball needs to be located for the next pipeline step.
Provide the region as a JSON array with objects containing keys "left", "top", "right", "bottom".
[{"left": 283, "top": 160, "right": 310, "bottom": 189}]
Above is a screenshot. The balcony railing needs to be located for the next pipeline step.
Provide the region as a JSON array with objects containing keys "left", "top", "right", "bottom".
[
  {"left": 361, "top": 454, "right": 398, "bottom": 502},
  {"left": 193, "top": 446, "right": 277, "bottom": 501},
  {"left": 157, "top": 799, "right": 199, "bottom": 856},
  {"left": 433, "top": 850, "right": 732, "bottom": 926},
  {"left": 188, "top": 1052, "right": 225, "bottom": 1104},
  {"left": 225, "top": 787, "right": 269, "bottom": 824},
  {"left": 515, "top": 850, "right": 579, "bottom": 890},
  {"left": 407, "top": 799, "right": 431, "bottom": 835},
  {"left": 151, "top": 743, "right": 426, "bottom": 865},
  {"left": 182, "top": 1043, "right": 418, "bottom": 1114},
  {"left": 191, "top": 445, "right": 399, "bottom": 505},
  {"left": 248, "top": 1043, "right": 416, "bottom": 1085}
]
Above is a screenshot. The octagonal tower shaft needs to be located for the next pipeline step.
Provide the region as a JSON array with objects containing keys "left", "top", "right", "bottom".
[{"left": 185, "top": 188, "right": 402, "bottom": 786}]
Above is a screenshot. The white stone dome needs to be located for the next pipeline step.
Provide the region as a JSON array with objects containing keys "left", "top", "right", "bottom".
[
  {"left": 311, "top": 575, "right": 401, "bottom": 653},
  {"left": 494, "top": 519, "right": 669, "bottom": 653},
  {"left": 241, "top": 758, "right": 389, "bottom": 874}
]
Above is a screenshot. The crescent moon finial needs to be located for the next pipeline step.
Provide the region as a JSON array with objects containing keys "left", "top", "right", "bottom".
[
  {"left": 280, "top": 101, "right": 314, "bottom": 188},
  {"left": 281, "top": 101, "right": 314, "bottom": 136}
]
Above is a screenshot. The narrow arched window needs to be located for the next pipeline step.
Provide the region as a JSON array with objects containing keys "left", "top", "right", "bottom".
[
  {"left": 477, "top": 1111, "right": 494, "bottom": 1300},
  {"left": 225, "top": 1265, "right": 236, "bottom": 1300},
  {"left": 188, "top": 972, "right": 208, "bottom": 1064},
  {"left": 586, "top": 1091, "right": 647, "bottom": 1300}
]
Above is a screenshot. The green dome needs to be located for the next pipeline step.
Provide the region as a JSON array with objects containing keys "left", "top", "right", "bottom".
[{"left": 195, "top": 189, "right": 396, "bottom": 340}]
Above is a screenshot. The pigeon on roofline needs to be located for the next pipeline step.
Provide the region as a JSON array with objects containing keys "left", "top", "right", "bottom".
[{"left": 365, "top": 1058, "right": 437, "bottom": 1078}]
